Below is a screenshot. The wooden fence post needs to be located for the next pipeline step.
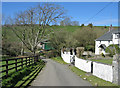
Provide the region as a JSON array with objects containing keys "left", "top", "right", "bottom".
[
  {"left": 32, "top": 57, "right": 33, "bottom": 64},
  {"left": 37, "top": 56, "right": 39, "bottom": 62},
  {"left": 6, "top": 59, "right": 8, "bottom": 78},
  {"left": 21, "top": 58, "right": 23, "bottom": 69},
  {"left": 34, "top": 56, "right": 35, "bottom": 63},
  {"left": 26, "top": 57, "right": 27, "bottom": 66},
  {"left": 29, "top": 57, "right": 30, "bottom": 65},
  {"left": 15, "top": 59, "right": 17, "bottom": 72}
]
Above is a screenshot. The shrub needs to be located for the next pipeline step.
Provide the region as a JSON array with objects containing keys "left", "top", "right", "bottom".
[
  {"left": 2, "top": 41, "right": 21, "bottom": 56},
  {"left": 101, "top": 53, "right": 105, "bottom": 57},
  {"left": 73, "top": 29, "right": 97, "bottom": 49},
  {"left": 85, "top": 45, "right": 95, "bottom": 52},
  {"left": 45, "top": 50, "right": 58, "bottom": 58},
  {"left": 105, "top": 44, "right": 120, "bottom": 57}
]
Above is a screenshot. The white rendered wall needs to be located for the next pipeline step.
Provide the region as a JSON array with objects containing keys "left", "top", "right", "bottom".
[
  {"left": 112, "top": 33, "right": 120, "bottom": 44},
  {"left": 93, "top": 62, "right": 113, "bottom": 82},
  {"left": 95, "top": 40, "right": 113, "bottom": 55},
  {"left": 61, "top": 51, "right": 114, "bottom": 82},
  {"left": 61, "top": 51, "right": 71, "bottom": 63},
  {"left": 75, "top": 56, "right": 92, "bottom": 72}
]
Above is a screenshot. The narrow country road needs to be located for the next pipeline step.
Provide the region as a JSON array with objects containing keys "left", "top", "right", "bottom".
[{"left": 30, "top": 59, "right": 92, "bottom": 86}]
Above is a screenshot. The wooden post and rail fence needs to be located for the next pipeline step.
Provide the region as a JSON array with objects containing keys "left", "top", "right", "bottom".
[{"left": 0, "top": 55, "right": 40, "bottom": 78}]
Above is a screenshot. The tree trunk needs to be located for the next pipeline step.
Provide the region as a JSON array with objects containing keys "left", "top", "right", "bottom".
[{"left": 21, "top": 42, "right": 24, "bottom": 56}]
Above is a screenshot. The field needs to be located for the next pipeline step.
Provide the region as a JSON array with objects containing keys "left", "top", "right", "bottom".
[{"left": 3, "top": 25, "right": 116, "bottom": 42}]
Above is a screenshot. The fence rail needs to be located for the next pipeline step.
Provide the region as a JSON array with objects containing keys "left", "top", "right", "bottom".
[{"left": 0, "top": 55, "right": 39, "bottom": 78}]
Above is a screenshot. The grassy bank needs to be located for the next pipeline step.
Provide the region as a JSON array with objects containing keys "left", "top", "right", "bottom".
[
  {"left": 2, "top": 25, "right": 110, "bottom": 43},
  {"left": 52, "top": 56, "right": 119, "bottom": 87},
  {"left": 1, "top": 56, "right": 35, "bottom": 78},
  {"left": 2, "top": 58, "right": 45, "bottom": 88},
  {"left": 90, "top": 59, "right": 113, "bottom": 65},
  {"left": 51, "top": 57, "right": 68, "bottom": 64},
  {"left": 69, "top": 66, "right": 119, "bottom": 87}
]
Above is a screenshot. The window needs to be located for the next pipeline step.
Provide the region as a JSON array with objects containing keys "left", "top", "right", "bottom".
[{"left": 115, "top": 34, "right": 120, "bottom": 39}]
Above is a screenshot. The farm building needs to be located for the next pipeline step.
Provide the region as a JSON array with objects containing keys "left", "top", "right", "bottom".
[{"left": 38, "top": 39, "right": 53, "bottom": 51}]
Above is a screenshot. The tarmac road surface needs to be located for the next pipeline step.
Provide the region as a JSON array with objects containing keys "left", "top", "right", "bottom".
[{"left": 30, "top": 59, "right": 92, "bottom": 86}]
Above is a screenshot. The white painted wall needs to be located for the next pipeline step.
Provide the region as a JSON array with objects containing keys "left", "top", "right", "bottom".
[
  {"left": 75, "top": 56, "right": 92, "bottom": 72},
  {"left": 95, "top": 40, "right": 113, "bottom": 55},
  {"left": 112, "top": 33, "right": 120, "bottom": 44},
  {"left": 93, "top": 62, "right": 113, "bottom": 82},
  {"left": 61, "top": 50, "right": 113, "bottom": 82},
  {"left": 61, "top": 51, "right": 71, "bottom": 63}
]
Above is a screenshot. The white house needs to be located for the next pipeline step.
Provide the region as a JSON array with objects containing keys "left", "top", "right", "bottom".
[{"left": 95, "top": 29, "right": 120, "bottom": 55}]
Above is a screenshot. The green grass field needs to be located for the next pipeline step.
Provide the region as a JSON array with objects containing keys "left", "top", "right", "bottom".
[{"left": 3, "top": 25, "right": 114, "bottom": 42}]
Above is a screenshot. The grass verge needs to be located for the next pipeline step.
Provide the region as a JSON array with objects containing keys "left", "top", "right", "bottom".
[
  {"left": 51, "top": 56, "right": 119, "bottom": 87},
  {"left": 51, "top": 57, "right": 68, "bottom": 64},
  {"left": 90, "top": 59, "right": 113, "bottom": 65},
  {"left": 69, "top": 65, "right": 120, "bottom": 87}
]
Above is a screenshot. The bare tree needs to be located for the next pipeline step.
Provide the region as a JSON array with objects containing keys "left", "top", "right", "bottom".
[
  {"left": 60, "top": 17, "right": 72, "bottom": 26},
  {"left": 71, "top": 21, "right": 79, "bottom": 26},
  {"left": 11, "top": 3, "right": 65, "bottom": 55}
]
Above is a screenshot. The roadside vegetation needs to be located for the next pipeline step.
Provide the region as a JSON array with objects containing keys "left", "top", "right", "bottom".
[
  {"left": 2, "top": 2, "right": 119, "bottom": 87},
  {"left": 90, "top": 59, "right": 113, "bottom": 65},
  {"left": 2, "top": 25, "right": 111, "bottom": 56},
  {"left": 49, "top": 25, "right": 111, "bottom": 55},
  {"left": 69, "top": 66, "right": 119, "bottom": 87},
  {"left": 51, "top": 56, "right": 119, "bottom": 87},
  {"left": 2, "top": 57, "right": 45, "bottom": 88},
  {"left": 51, "top": 57, "right": 67, "bottom": 64}
]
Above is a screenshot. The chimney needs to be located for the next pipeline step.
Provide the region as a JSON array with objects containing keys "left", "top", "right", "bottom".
[{"left": 109, "top": 24, "right": 112, "bottom": 32}]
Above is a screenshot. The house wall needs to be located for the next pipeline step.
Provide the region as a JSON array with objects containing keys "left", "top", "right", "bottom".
[
  {"left": 95, "top": 40, "right": 113, "bottom": 55},
  {"left": 42, "top": 44, "right": 45, "bottom": 49},
  {"left": 93, "top": 62, "right": 113, "bottom": 82},
  {"left": 112, "top": 33, "right": 120, "bottom": 44},
  {"left": 37, "top": 43, "right": 42, "bottom": 48}
]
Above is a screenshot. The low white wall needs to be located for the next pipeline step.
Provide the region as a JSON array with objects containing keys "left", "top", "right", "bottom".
[
  {"left": 61, "top": 50, "right": 113, "bottom": 82},
  {"left": 75, "top": 56, "right": 92, "bottom": 72},
  {"left": 93, "top": 62, "right": 113, "bottom": 82},
  {"left": 61, "top": 51, "right": 71, "bottom": 63}
]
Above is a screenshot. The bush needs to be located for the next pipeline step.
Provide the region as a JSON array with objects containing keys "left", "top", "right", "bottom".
[
  {"left": 73, "top": 29, "right": 97, "bottom": 49},
  {"left": 101, "top": 53, "right": 105, "bottom": 57},
  {"left": 85, "top": 45, "right": 95, "bottom": 52},
  {"left": 2, "top": 41, "right": 21, "bottom": 56},
  {"left": 45, "top": 50, "right": 59, "bottom": 58},
  {"left": 105, "top": 44, "right": 120, "bottom": 57}
]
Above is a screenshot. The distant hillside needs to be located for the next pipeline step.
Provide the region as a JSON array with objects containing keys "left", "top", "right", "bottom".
[{"left": 2, "top": 25, "right": 117, "bottom": 42}]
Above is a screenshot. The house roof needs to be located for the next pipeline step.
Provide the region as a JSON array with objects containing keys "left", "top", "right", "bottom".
[{"left": 96, "top": 29, "right": 119, "bottom": 41}]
